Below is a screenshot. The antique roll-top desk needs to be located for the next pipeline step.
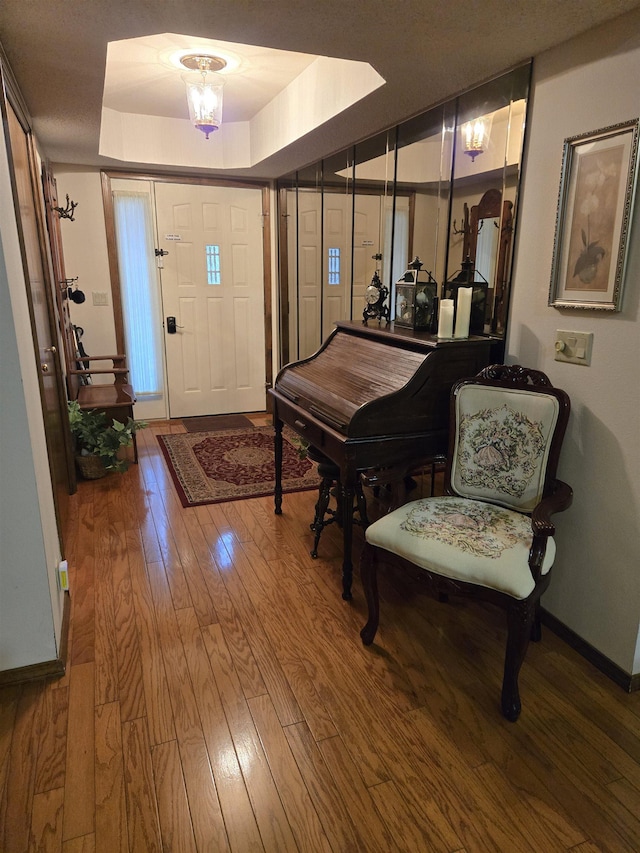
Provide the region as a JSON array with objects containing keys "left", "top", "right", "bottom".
[{"left": 270, "top": 321, "right": 493, "bottom": 599}]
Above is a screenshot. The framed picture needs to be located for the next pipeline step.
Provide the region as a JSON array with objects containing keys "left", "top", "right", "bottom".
[{"left": 549, "top": 119, "right": 639, "bottom": 311}]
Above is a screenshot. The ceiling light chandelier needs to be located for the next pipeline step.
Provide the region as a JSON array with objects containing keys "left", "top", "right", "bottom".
[
  {"left": 461, "top": 113, "right": 493, "bottom": 162},
  {"left": 180, "top": 54, "right": 227, "bottom": 139}
]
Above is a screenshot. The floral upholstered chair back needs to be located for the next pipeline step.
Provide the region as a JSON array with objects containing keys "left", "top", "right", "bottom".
[{"left": 449, "top": 383, "right": 561, "bottom": 514}]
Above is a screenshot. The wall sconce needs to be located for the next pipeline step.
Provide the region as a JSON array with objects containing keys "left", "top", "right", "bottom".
[
  {"left": 460, "top": 113, "right": 493, "bottom": 161},
  {"left": 180, "top": 54, "right": 227, "bottom": 139}
]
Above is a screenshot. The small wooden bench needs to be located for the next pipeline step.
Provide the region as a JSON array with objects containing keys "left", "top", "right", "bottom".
[{"left": 67, "top": 352, "right": 138, "bottom": 462}]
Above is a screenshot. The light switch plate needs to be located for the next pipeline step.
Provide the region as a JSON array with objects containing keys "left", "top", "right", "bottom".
[
  {"left": 92, "top": 291, "right": 109, "bottom": 306},
  {"left": 554, "top": 330, "right": 593, "bottom": 365}
]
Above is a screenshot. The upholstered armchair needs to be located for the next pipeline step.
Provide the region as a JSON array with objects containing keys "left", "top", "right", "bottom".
[{"left": 360, "top": 364, "right": 572, "bottom": 721}]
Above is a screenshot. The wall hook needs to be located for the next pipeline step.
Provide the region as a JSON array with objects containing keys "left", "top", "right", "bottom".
[{"left": 52, "top": 194, "right": 78, "bottom": 221}]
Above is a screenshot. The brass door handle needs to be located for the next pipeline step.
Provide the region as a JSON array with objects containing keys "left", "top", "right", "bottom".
[
  {"left": 41, "top": 363, "right": 50, "bottom": 373},
  {"left": 44, "top": 346, "right": 57, "bottom": 354}
]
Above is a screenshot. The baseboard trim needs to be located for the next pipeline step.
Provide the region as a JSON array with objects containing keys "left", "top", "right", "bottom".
[
  {"left": 0, "top": 591, "right": 69, "bottom": 688},
  {"left": 541, "top": 608, "right": 638, "bottom": 693}
]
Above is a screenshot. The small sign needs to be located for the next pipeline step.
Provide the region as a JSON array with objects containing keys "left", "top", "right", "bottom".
[
  {"left": 362, "top": 240, "right": 374, "bottom": 246},
  {"left": 164, "top": 234, "right": 182, "bottom": 241}
]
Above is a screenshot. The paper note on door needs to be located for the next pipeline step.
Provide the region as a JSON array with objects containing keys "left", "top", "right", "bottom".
[{"left": 164, "top": 234, "right": 182, "bottom": 241}]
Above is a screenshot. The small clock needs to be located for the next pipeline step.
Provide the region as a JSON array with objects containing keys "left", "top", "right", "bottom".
[{"left": 362, "top": 271, "right": 390, "bottom": 325}]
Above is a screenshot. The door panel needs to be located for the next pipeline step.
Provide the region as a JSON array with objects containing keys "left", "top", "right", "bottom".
[
  {"left": 155, "top": 182, "right": 266, "bottom": 417},
  {"left": 323, "top": 198, "right": 349, "bottom": 340},
  {"left": 295, "top": 192, "right": 322, "bottom": 359}
]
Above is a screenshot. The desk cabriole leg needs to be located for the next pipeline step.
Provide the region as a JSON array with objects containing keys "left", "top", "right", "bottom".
[
  {"left": 341, "top": 482, "right": 354, "bottom": 600},
  {"left": 274, "top": 418, "right": 283, "bottom": 515}
]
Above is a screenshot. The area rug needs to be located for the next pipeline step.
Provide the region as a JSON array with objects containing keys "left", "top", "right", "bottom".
[
  {"left": 182, "top": 414, "right": 254, "bottom": 433},
  {"left": 157, "top": 425, "right": 318, "bottom": 507}
]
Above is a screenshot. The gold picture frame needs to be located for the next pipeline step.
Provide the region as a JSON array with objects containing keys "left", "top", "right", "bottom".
[{"left": 549, "top": 119, "right": 639, "bottom": 311}]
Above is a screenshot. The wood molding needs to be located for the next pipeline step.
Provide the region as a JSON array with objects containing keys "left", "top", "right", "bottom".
[
  {"left": 0, "top": 592, "right": 69, "bottom": 687},
  {"left": 278, "top": 186, "right": 290, "bottom": 367},
  {"left": 0, "top": 42, "right": 31, "bottom": 132},
  {"left": 261, "top": 185, "right": 274, "bottom": 413},
  {"left": 100, "top": 170, "right": 126, "bottom": 354},
  {"left": 541, "top": 608, "right": 638, "bottom": 693},
  {"left": 0, "top": 658, "right": 65, "bottom": 687},
  {"left": 101, "top": 169, "right": 270, "bottom": 192}
]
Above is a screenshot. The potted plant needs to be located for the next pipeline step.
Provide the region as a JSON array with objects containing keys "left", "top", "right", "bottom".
[{"left": 67, "top": 400, "right": 147, "bottom": 478}]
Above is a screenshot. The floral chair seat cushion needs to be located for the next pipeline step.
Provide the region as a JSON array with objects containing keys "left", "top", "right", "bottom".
[{"left": 365, "top": 496, "right": 555, "bottom": 599}]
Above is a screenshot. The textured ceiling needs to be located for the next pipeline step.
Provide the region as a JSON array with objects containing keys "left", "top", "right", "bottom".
[{"left": 1, "top": 0, "right": 640, "bottom": 179}]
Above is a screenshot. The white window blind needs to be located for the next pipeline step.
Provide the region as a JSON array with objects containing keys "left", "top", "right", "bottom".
[{"left": 112, "top": 191, "right": 163, "bottom": 397}]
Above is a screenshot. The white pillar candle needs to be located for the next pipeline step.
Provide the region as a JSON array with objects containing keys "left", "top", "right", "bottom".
[
  {"left": 454, "top": 287, "right": 472, "bottom": 338},
  {"left": 437, "top": 298, "right": 454, "bottom": 339}
]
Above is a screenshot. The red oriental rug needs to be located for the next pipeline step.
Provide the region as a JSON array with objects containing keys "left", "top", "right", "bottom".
[{"left": 157, "top": 425, "right": 318, "bottom": 507}]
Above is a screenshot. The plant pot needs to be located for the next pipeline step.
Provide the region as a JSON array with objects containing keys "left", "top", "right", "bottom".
[{"left": 75, "top": 453, "right": 108, "bottom": 480}]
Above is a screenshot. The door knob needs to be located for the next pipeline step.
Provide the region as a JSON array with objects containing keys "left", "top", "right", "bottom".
[
  {"left": 166, "top": 316, "right": 184, "bottom": 334},
  {"left": 44, "top": 346, "right": 57, "bottom": 354},
  {"left": 41, "top": 363, "right": 50, "bottom": 373}
]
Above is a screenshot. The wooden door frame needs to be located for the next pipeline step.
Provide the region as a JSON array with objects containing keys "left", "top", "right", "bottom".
[
  {"left": 1, "top": 61, "right": 76, "bottom": 524},
  {"left": 101, "top": 170, "right": 273, "bottom": 414}
]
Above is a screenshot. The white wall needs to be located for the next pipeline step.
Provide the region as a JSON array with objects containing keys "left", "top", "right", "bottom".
[
  {"left": 507, "top": 10, "right": 640, "bottom": 675},
  {"left": 54, "top": 166, "right": 118, "bottom": 357},
  {"left": 0, "top": 125, "right": 63, "bottom": 671}
]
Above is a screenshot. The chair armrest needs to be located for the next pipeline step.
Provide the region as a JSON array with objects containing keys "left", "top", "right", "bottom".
[
  {"left": 528, "top": 479, "right": 572, "bottom": 581},
  {"left": 531, "top": 479, "right": 573, "bottom": 537}
]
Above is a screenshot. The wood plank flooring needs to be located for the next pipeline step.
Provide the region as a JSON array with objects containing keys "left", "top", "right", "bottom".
[{"left": 2, "top": 419, "right": 640, "bottom": 852}]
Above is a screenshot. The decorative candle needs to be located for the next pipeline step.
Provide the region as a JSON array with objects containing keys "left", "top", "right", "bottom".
[
  {"left": 454, "top": 287, "right": 472, "bottom": 338},
  {"left": 437, "top": 298, "right": 454, "bottom": 339}
]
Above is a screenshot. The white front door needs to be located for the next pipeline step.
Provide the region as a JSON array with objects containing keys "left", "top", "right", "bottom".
[{"left": 155, "top": 182, "right": 266, "bottom": 418}]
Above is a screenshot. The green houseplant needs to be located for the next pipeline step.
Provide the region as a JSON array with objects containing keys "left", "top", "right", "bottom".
[{"left": 68, "top": 400, "right": 147, "bottom": 477}]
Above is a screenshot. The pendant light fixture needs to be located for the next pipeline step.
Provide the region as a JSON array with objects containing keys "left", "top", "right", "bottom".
[
  {"left": 460, "top": 112, "right": 493, "bottom": 162},
  {"left": 180, "top": 54, "right": 227, "bottom": 139}
]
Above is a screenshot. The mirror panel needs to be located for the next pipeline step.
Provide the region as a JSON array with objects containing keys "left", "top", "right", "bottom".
[
  {"left": 353, "top": 130, "right": 396, "bottom": 302},
  {"left": 277, "top": 62, "right": 530, "bottom": 362},
  {"left": 393, "top": 101, "right": 456, "bottom": 318},
  {"left": 446, "top": 66, "right": 530, "bottom": 335}
]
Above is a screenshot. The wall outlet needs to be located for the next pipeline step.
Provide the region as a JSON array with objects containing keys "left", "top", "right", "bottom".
[{"left": 554, "top": 330, "right": 593, "bottom": 365}]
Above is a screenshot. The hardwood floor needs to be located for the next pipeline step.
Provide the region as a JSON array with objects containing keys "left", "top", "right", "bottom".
[{"left": 2, "top": 420, "right": 640, "bottom": 852}]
